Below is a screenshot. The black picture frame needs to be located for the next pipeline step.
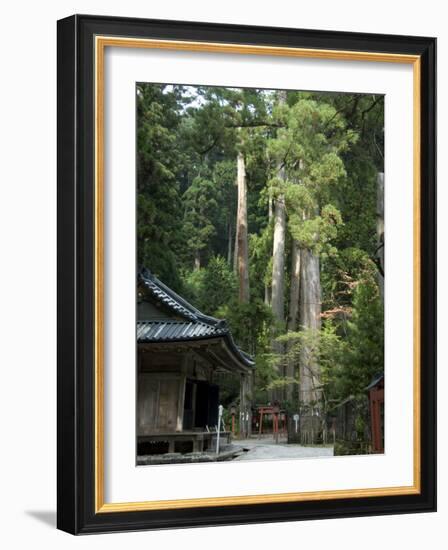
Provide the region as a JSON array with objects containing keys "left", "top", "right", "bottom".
[{"left": 57, "top": 14, "right": 436, "bottom": 534}]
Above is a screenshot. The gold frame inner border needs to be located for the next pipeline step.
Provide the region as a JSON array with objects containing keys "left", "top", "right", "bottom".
[{"left": 94, "top": 35, "right": 421, "bottom": 513}]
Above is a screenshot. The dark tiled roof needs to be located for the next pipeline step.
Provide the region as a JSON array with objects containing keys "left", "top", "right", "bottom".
[
  {"left": 140, "top": 277, "right": 199, "bottom": 322},
  {"left": 137, "top": 320, "right": 227, "bottom": 342},
  {"left": 137, "top": 268, "right": 254, "bottom": 368},
  {"left": 139, "top": 268, "right": 226, "bottom": 326}
]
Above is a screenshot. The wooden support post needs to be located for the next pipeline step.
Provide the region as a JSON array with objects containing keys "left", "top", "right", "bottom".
[
  {"left": 273, "top": 403, "right": 280, "bottom": 444},
  {"left": 273, "top": 413, "right": 279, "bottom": 444},
  {"left": 176, "top": 374, "right": 186, "bottom": 432}
]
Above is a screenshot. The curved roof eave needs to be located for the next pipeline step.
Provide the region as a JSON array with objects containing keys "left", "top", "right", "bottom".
[{"left": 137, "top": 268, "right": 255, "bottom": 369}]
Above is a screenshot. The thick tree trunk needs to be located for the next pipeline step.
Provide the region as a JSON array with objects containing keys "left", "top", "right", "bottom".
[
  {"left": 264, "top": 286, "right": 271, "bottom": 306},
  {"left": 234, "top": 151, "right": 252, "bottom": 424},
  {"left": 285, "top": 240, "right": 301, "bottom": 402},
  {"left": 269, "top": 91, "right": 288, "bottom": 403},
  {"left": 271, "top": 89, "right": 287, "bottom": 324},
  {"left": 376, "top": 172, "right": 384, "bottom": 300},
  {"left": 264, "top": 193, "right": 273, "bottom": 306},
  {"left": 299, "top": 247, "right": 322, "bottom": 442},
  {"left": 233, "top": 225, "right": 239, "bottom": 273},
  {"left": 288, "top": 241, "right": 301, "bottom": 331},
  {"left": 271, "top": 193, "right": 286, "bottom": 322},
  {"left": 227, "top": 220, "right": 233, "bottom": 266},
  {"left": 270, "top": 183, "right": 286, "bottom": 402},
  {"left": 236, "top": 151, "right": 250, "bottom": 303},
  {"left": 268, "top": 195, "right": 273, "bottom": 220},
  {"left": 194, "top": 251, "right": 201, "bottom": 271}
]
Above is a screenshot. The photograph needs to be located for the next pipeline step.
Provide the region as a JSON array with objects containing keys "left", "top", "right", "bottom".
[
  {"left": 54, "top": 12, "right": 435, "bottom": 534},
  {"left": 136, "top": 83, "right": 385, "bottom": 466}
]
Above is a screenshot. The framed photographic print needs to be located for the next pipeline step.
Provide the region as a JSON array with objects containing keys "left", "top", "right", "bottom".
[{"left": 57, "top": 14, "right": 436, "bottom": 534}]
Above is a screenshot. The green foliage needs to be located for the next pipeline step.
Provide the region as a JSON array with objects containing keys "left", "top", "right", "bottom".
[
  {"left": 182, "top": 175, "right": 219, "bottom": 267},
  {"left": 182, "top": 256, "right": 237, "bottom": 316},
  {"left": 217, "top": 298, "right": 276, "bottom": 403},
  {"left": 276, "top": 322, "right": 347, "bottom": 410},
  {"left": 288, "top": 204, "right": 343, "bottom": 253},
  {"left": 320, "top": 259, "right": 384, "bottom": 413},
  {"left": 321, "top": 246, "right": 371, "bottom": 312},
  {"left": 267, "top": 97, "right": 356, "bottom": 257},
  {"left": 137, "top": 84, "right": 186, "bottom": 291},
  {"left": 338, "top": 264, "right": 384, "bottom": 401},
  {"left": 209, "top": 160, "right": 238, "bottom": 258},
  {"left": 218, "top": 298, "right": 273, "bottom": 357},
  {"left": 332, "top": 158, "right": 378, "bottom": 256},
  {"left": 248, "top": 225, "right": 273, "bottom": 299},
  {"left": 334, "top": 440, "right": 370, "bottom": 456}
]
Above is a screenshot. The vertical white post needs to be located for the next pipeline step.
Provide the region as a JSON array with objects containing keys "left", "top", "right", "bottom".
[
  {"left": 216, "top": 404, "right": 224, "bottom": 454},
  {"left": 294, "top": 413, "right": 299, "bottom": 434}
]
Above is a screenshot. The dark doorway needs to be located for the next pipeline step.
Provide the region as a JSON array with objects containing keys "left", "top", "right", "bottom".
[
  {"left": 194, "top": 381, "right": 220, "bottom": 428},
  {"left": 183, "top": 380, "right": 195, "bottom": 429},
  {"left": 195, "top": 381, "right": 209, "bottom": 428},
  {"left": 208, "top": 384, "right": 219, "bottom": 428}
]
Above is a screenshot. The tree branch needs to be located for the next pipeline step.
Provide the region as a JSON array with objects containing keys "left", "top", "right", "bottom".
[{"left": 224, "top": 121, "right": 283, "bottom": 129}]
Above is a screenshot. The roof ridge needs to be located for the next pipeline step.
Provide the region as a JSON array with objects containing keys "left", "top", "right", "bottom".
[
  {"left": 137, "top": 268, "right": 254, "bottom": 368},
  {"left": 138, "top": 268, "right": 226, "bottom": 327},
  {"left": 137, "top": 320, "right": 227, "bottom": 331}
]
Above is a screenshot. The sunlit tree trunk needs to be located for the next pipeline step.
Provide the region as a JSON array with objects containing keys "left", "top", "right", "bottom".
[
  {"left": 264, "top": 193, "right": 273, "bottom": 306},
  {"left": 235, "top": 151, "right": 250, "bottom": 303},
  {"left": 234, "top": 151, "right": 251, "bottom": 432},
  {"left": 269, "top": 91, "right": 287, "bottom": 403},
  {"left": 270, "top": 189, "right": 286, "bottom": 403},
  {"left": 264, "top": 285, "right": 271, "bottom": 306},
  {"left": 271, "top": 192, "right": 286, "bottom": 322},
  {"left": 194, "top": 251, "right": 201, "bottom": 270},
  {"left": 233, "top": 227, "right": 239, "bottom": 273},
  {"left": 299, "top": 246, "right": 322, "bottom": 441},
  {"left": 269, "top": 188, "right": 287, "bottom": 402},
  {"left": 285, "top": 240, "right": 301, "bottom": 402}
]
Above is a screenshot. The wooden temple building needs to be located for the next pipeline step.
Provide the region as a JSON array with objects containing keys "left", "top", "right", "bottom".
[{"left": 137, "top": 268, "right": 254, "bottom": 459}]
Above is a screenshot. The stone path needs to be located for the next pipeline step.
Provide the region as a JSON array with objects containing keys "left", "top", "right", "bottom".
[{"left": 231, "top": 438, "right": 334, "bottom": 461}]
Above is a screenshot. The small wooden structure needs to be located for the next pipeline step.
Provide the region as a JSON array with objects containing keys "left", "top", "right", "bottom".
[
  {"left": 137, "top": 269, "right": 254, "bottom": 457},
  {"left": 329, "top": 396, "right": 370, "bottom": 454},
  {"left": 331, "top": 373, "right": 385, "bottom": 455},
  {"left": 367, "top": 374, "right": 384, "bottom": 453}
]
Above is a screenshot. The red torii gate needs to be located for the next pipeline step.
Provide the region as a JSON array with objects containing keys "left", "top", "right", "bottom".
[{"left": 255, "top": 404, "right": 287, "bottom": 443}]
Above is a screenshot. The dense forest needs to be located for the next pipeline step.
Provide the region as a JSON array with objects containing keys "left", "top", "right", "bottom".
[{"left": 137, "top": 83, "right": 384, "bottom": 438}]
